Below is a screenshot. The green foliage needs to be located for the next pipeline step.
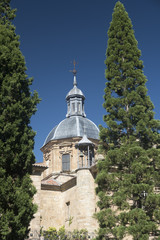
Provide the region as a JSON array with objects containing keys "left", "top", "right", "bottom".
[
  {"left": 58, "top": 226, "right": 66, "bottom": 240},
  {"left": 42, "top": 226, "right": 89, "bottom": 240},
  {"left": 71, "top": 229, "right": 88, "bottom": 240},
  {"left": 43, "top": 227, "right": 58, "bottom": 240},
  {"left": 0, "top": 1, "right": 40, "bottom": 239},
  {"left": 68, "top": 216, "right": 74, "bottom": 226},
  {"left": 96, "top": 1, "right": 160, "bottom": 240}
]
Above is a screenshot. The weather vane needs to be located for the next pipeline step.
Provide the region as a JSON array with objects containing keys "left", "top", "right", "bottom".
[{"left": 70, "top": 59, "right": 78, "bottom": 76}]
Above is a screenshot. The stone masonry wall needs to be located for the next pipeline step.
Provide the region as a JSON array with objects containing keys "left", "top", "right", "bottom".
[{"left": 76, "top": 168, "right": 98, "bottom": 234}]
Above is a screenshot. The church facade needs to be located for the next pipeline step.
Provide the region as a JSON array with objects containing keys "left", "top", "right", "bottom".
[{"left": 29, "top": 71, "right": 101, "bottom": 239}]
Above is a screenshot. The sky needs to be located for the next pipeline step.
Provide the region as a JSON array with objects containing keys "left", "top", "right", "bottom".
[{"left": 11, "top": 0, "right": 160, "bottom": 163}]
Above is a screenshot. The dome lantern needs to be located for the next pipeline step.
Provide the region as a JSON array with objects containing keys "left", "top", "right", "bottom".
[{"left": 66, "top": 67, "right": 86, "bottom": 118}]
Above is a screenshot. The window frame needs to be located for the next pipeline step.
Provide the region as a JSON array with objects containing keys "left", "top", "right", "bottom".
[{"left": 62, "top": 153, "right": 70, "bottom": 172}]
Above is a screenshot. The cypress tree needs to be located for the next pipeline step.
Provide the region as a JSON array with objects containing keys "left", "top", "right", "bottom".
[
  {"left": 0, "top": 1, "right": 40, "bottom": 239},
  {"left": 96, "top": 2, "right": 160, "bottom": 240}
]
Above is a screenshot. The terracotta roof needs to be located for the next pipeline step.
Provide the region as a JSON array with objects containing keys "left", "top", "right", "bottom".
[
  {"left": 41, "top": 176, "right": 77, "bottom": 192},
  {"left": 42, "top": 178, "right": 60, "bottom": 186}
]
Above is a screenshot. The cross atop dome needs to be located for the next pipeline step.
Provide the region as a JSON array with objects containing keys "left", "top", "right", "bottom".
[{"left": 70, "top": 59, "right": 77, "bottom": 76}]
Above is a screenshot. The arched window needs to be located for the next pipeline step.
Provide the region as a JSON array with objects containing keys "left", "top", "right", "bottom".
[
  {"left": 72, "top": 103, "right": 75, "bottom": 113},
  {"left": 62, "top": 154, "right": 70, "bottom": 171},
  {"left": 77, "top": 102, "right": 80, "bottom": 114}
]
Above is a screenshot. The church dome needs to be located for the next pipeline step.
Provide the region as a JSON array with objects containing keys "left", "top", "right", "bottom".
[
  {"left": 43, "top": 69, "right": 99, "bottom": 146},
  {"left": 44, "top": 116, "right": 99, "bottom": 145}
]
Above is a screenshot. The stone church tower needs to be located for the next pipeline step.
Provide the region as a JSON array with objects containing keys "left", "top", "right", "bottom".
[{"left": 30, "top": 69, "right": 100, "bottom": 239}]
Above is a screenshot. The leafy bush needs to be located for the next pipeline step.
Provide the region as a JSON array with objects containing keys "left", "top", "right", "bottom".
[
  {"left": 42, "top": 226, "right": 89, "bottom": 240},
  {"left": 70, "top": 229, "right": 88, "bottom": 240}
]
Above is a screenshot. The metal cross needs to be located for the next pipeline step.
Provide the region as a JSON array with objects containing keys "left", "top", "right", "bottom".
[{"left": 70, "top": 59, "right": 78, "bottom": 75}]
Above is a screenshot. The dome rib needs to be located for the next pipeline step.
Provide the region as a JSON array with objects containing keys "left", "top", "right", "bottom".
[
  {"left": 86, "top": 118, "right": 99, "bottom": 133},
  {"left": 76, "top": 116, "right": 80, "bottom": 136},
  {"left": 54, "top": 119, "right": 66, "bottom": 139},
  {"left": 43, "top": 116, "right": 99, "bottom": 146}
]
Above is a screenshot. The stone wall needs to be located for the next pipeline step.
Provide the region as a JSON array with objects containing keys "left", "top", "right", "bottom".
[
  {"left": 30, "top": 172, "right": 42, "bottom": 237},
  {"left": 30, "top": 137, "right": 99, "bottom": 237},
  {"left": 76, "top": 168, "right": 98, "bottom": 233},
  {"left": 30, "top": 169, "right": 98, "bottom": 235}
]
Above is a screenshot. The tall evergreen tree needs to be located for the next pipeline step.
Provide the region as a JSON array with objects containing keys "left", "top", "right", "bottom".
[
  {"left": 0, "top": 1, "right": 40, "bottom": 239},
  {"left": 96, "top": 2, "right": 160, "bottom": 240}
]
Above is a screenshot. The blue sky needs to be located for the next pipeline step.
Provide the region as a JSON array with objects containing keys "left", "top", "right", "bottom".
[{"left": 11, "top": 0, "right": 160, "bottom": 162}]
